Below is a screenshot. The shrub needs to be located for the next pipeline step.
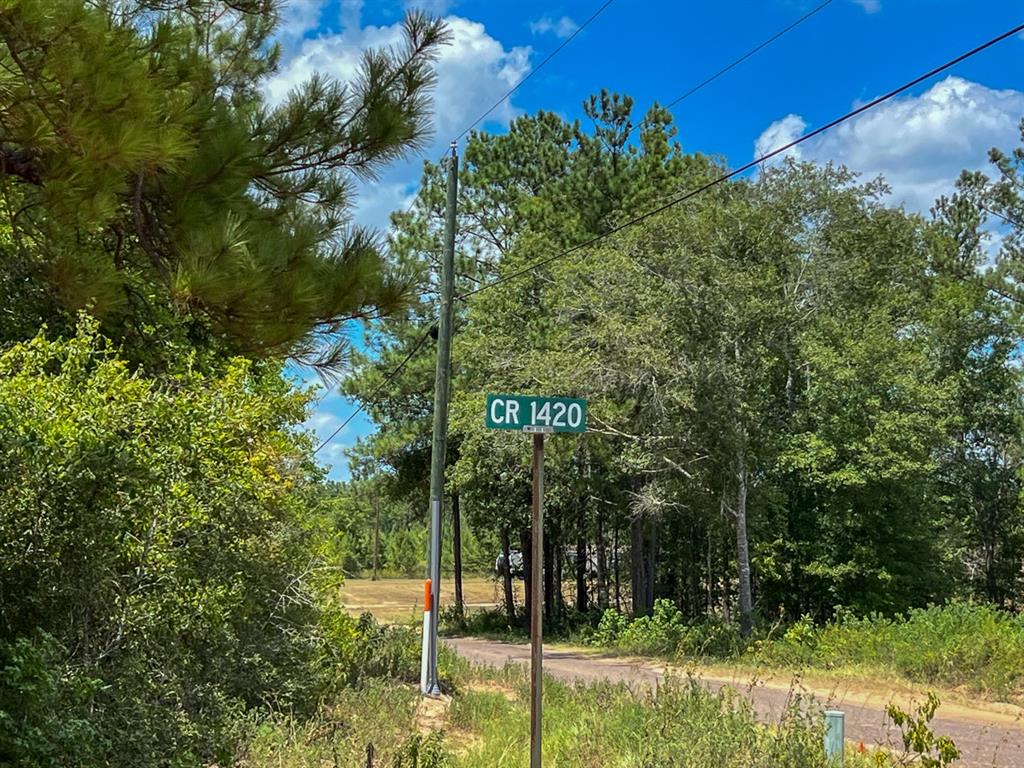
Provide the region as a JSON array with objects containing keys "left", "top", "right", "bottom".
[
  {"left": 676, "top": 616, "right": 748, "bottom": 659},
  {"left": 0, "top": 324, "right": 352, "bottom": 766},
  {"left": 348, "top": 614, "right": 422, "bottom": 685},
  {"left": 618, "top": 599, "right": 686, "bottom": 655},
  {"left": 590, "top": 608, "right": 630, "bottom": 646}
]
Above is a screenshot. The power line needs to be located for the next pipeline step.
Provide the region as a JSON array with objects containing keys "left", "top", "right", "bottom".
[
  {"left": 454, "top": 0, "right": 618, "bottom": 142},
  {"left": 317, "top": 19, "right": 1024, "bottom": 457},
  {"left": 663, "top": 0, "right": 835, "bottom": 111},
  {"left": 313, "top": 5, "right": 619, "bottom": 458},
  {"left": 460, "top": 20, "right": 1024, "bottom": 301},
  {"left": 982, "top": 204, "right": 1024, "bottom": 231},
  {"left": 313, "top": 324, "right": 435, "bottom": 456}
]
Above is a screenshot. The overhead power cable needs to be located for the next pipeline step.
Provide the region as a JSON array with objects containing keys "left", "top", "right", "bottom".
[
  {"left": 313, "top": 324, "right": 435, "bottom": 456},
  {"left": 312, "top": 5, "right": 619, "bottom": 457},
  {"left": 663, "top": 0, "right": 834, "bottom": 110},
  {"left": 459, "top": 20, "right": 1024, "bottom": 301},
  {"left": 454, "top": 0, "right": 618, "bottom": 142},
  {"left": 316, "top": 19, "right": 1024, "bottom": 457}
]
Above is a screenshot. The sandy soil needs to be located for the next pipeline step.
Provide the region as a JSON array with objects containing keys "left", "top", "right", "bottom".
[{"left": 341, "top": 577, "right": 519, "bottom": 623}]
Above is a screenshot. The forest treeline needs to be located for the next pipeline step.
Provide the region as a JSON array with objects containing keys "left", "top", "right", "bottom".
[{"left": 343, "top": 91, "right": 1024, "bottom": 636}]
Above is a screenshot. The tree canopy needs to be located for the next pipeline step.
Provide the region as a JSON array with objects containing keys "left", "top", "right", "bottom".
[{"left": 0, "top": 0, "right": 449, "bottom": 368}]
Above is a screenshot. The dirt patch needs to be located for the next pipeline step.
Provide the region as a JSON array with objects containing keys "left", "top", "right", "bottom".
[
  {"left": 413, "top": 693, "right": 451, "bottom": 736},
  {"left": 342, "top": 577, "right": 515, "bottom": 623}
]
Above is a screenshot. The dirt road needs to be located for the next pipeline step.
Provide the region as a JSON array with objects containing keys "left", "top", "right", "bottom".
[{"left": 445, "top": 637, "right": 1024, "bottom": 768}]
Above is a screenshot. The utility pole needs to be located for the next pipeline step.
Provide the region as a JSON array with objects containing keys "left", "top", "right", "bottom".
[
  {"left": 420, "top": 141, "right": 458, "bottom": 696},
  {"left": 371, "top": 494, "right": 380, "bottom": 582}
]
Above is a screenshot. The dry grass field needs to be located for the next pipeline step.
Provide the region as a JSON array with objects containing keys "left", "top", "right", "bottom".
[{"left": 341, "top": 576, "right": 523, "bottom": 623}]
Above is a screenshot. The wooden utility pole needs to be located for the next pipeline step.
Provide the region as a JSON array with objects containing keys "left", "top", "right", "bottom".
[{"left": 371, "top": 495, "right": 380, "bottom": 581}]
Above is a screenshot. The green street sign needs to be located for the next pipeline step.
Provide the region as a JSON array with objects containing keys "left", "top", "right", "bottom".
[{"left": 485, "top": 394, "right": 587, "bottom": 433}]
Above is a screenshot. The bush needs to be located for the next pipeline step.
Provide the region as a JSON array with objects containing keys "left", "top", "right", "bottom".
[
  {"left": 747, "top": 603, "right": 1024, "bottom": 700},
  {"left": 617, "top": 599, "right": 687, "bottom": 655},
  {"left": 676, "top": 616, "right": 748, "bottom": 659},
  {"left": 591, "top": 608, "right": 630, "bottom": 645},
  {"left": 0, "top": 324, "right": 353, "bottom": 766},
  {"left": 348, "top": 614, "right": 423, "bottom": 685}
]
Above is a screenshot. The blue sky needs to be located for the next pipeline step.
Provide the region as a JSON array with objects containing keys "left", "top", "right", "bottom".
[{"left": 271, "top": 0, "right": 1024, "bottom": 479}]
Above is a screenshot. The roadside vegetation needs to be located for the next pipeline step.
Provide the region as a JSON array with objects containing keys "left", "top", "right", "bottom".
[
  {"left": 241, "top": 633, "right": 961, "bottom": 768},
  {"left": 446, "top": 600, "right": 1024, "bottom": 705}
]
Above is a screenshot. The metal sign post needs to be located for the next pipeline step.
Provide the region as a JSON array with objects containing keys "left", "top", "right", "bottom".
[
  {"left": 529, "top": 431, "right": 544, "bottom": 768},
  {"left": 484, "top": 393, "right": 587, "bottom": 768}
]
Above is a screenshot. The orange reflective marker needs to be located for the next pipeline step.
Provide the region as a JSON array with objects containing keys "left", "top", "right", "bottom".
[{"left": 424, "top": 578, "right": 432, "bottom": 612}]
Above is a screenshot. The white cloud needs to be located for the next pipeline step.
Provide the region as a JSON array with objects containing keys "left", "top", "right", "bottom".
[
  {"left": 852, "top": 0, "right": 881, "bottom": 13},
  {"left": 266, "top": 14, "right": 528, "bottom": 195},
  {"left": 266, "top": 11, "right": 530, "bottom": 229},
  {"left": 753, "top": 77, "right": 1024, "bottom": 212},
  {"left": 754, "top": 113, "right": 806, "bottom": 164},
  {"left": 277, "top": 0, "right": 328, "bottom": 41},
  {"left": 530, "top": 15, "right": 579, "bottom": 39}
]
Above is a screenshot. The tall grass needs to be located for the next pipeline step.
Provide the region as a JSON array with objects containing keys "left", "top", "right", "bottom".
[
  {"left": 446, "top": 666, "right": 855, "bottom": 768},
  {"left": 753, "top": 603, "right": 1024, "bottom": 700},
  {"left": 584, "top": 601, "right": 1024, "bottom": 703}
]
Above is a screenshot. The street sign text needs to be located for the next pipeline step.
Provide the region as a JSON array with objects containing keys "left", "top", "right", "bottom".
[{"left": 485, "top": 394, "right": 587, "bottom": 433}]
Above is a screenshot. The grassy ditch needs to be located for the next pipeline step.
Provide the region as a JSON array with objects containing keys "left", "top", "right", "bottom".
[{"left": 239, "top": 649, "right": 961, "bottom": 768}]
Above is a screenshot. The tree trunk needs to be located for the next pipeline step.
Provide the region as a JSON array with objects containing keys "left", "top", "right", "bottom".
[
  {"left": 735, "top": 451, "right": 754, "bottom": 637},
  {"left": 575, "top": 506, "right": 588, "bottom": 612},
  {"left": 520, "top": 527, "right": 532, "bottom": 626},
  {"left": 501, "top": 527, "right": 516, "bottom": 621},
  {"left": 452, "top": 489, "right": 464, "bottom": 615},
  {"left": 630, "top": 513, "right": 656, "bottom": 617},
  {"left": 613, "top": 524, "right": 621, "bottom": 612},
  {"left": 371, "top": 496, "right": 380, "bottom": 581},
  {"left": 596, "top": 506, "right": 609, "bottom": 609}
]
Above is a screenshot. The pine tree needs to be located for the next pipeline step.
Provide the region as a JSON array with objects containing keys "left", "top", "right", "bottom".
[{"left": 0, "top": 0, "right": 449, "bottom": 367}]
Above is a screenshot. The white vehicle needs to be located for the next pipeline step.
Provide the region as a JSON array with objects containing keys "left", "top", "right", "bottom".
[
  {"left": 495, "top": 546, "right": 600, "bottom": 579},
  {"left": 495, "top": 549, "right": 524, "bottom": 578}
]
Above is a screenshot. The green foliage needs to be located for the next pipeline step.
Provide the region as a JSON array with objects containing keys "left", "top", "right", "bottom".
[
  {"left": 885, "top": 693, "right": 961, "bottom": 768},
  {"left": 391, "top": 732, "right": 453, "bottom": 768},
  {"left": 617, "top": 598, "right": 687, "bottom": 655},
  {"left": 591, "top": 608, "right": 630, "bottom": 645},
  {"left": 0, "top": 0, "right": 450, "bottom": 367},
  {"left": 450, "top": 671, "right": 837, "bottom": 768},
  {"left": 347, "top": 614, "right": 423, "bottom": 686},
  {"left": 0, "top": 322, "right": 355, "bottom": 766},
  {"left": 386, "top": 525, "right": 430, "bottom": 578},
  {"left": 752, "top": 603, "right": 1024, "bottom": 701},
  {"left": 0, "top": 634, "right": 103, "bottom": 768},
  {"left": 236, "top": 682, "right": 420, "bottom": 768}
]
